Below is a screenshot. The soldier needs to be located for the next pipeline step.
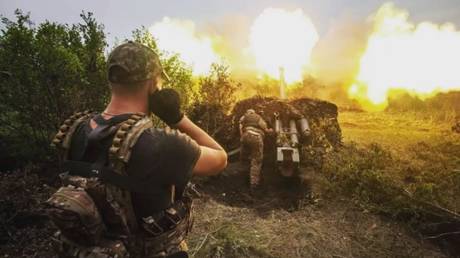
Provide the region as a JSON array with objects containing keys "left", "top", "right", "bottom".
[
  {"left": 239, "top": 109, "right": 273, "bottom": 189},
  {"left": 47, "top": 41, "right": 227, "bottom": 258}
]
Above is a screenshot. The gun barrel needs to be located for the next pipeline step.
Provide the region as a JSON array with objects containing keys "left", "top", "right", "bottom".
[
  {"left": 275, "top": 115, "right": 282, "bottom": 134},
  {"left": 298, "top": 118, "right": 311, "bottom": 138},
  {"left": 289, "top": 120, "right": 299, "bottom": 146}
]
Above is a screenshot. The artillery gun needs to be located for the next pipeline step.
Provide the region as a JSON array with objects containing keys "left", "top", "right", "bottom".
[{"left": 274, "top": 111, "right": 311, "bottom": 177}]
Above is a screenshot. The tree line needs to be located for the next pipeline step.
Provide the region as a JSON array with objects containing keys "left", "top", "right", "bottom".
[{"left": 0, "top": 10, "right": 236, "bottom": 169}]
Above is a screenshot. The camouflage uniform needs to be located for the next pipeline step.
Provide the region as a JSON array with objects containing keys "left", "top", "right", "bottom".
[{"left": 239, "top": 110, "right": 269, "bottom": 188}]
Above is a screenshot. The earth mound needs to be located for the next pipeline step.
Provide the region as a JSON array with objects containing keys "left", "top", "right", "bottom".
[{"left": 190, "top": 96, "right": 342, "bottom": 169}]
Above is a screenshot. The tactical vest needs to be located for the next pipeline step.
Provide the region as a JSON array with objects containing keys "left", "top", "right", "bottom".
[
  {"left": 241, "top": 113, "right": 264, "bottom": 135},
  {"left": 46, "top": 111, "right": 193, "bottom": 258}
]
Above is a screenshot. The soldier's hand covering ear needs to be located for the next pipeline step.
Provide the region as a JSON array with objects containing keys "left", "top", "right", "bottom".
[{"left": 149, "top": 88, "right": 184, "bottom": 126}]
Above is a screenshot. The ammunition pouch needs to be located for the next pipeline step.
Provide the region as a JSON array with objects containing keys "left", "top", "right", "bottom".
[
  {"left": 137, "top": 197, "right": 193, "bottom": 257},
  {"left": 52, "top": 110, "right": 96, "bottom": 160}
]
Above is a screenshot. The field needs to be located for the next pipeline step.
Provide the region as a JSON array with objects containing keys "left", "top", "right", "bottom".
[
  {"left": 340, "top": 111, "right": 458, "bottom": 150},
  {"left": 1, "top": 110, "right": 459, "bottom": 257},
  {"left": 185, "top": 110, "right": 460, "bottom": 257}
]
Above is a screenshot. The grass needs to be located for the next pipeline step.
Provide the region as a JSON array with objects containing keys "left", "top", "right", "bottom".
[
  {"left": 185, "top": 110, "right": 459, "bottom": 257},
  {"left": 338, "top": 111, "right": 460, "bottom": 213},
  {"left": 340, "top": 111, "right": 457, "bottom": 151},
  {"left": 323, "top": 110, "right": 460, "bottom": 256}
]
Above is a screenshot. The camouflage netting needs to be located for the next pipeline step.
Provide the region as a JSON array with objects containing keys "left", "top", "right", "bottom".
[
  {"left": 189, "top": 96, "right": 342, "bottom": 169},
  {"left": 187, "top": 103, "right": 234, "bottom": 145}
]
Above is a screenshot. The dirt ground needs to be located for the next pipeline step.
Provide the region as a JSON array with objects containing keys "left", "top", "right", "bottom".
[
  {"left": 185, "top": 162, "right": 447, "bottom": 258},
  {"left": 1, "top": 110, "right": 457, "bottom": 258},
  {"left": 0, "top": 163, "right": 447, "bottom": 258}
]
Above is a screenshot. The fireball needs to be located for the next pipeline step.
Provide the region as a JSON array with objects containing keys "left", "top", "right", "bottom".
[
  {"left": 149, "top": 17, "right": 220, "bottom": 75},
  {"left": 249, "top": 8, "right": 319, "bottom": 83},
  {"left": 350, "top": 3, "right": 460, "bottom": 110}
]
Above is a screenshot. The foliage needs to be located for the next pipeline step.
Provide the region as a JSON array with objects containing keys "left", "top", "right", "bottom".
[
  {"left": 0, "top": 10, "right": 108, "bottom": 164},
  {"left": 187, "top": 63, "right": 237, "bottom": 140},
  {"left": 199, "top": 63, "right": 238, "bottom": 114},
  {"left": 386, "top": 91, "right": 460, "bottom": 122}
]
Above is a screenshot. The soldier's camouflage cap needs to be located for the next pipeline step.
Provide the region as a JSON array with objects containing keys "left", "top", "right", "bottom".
[{"left": 107, "top": 41, "right": 169, "bottom": 84}]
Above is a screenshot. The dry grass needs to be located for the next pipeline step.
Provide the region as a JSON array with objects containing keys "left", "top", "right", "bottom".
[
  {"left": 340, "top": 111, "right": 458, "bottom": 151},
  {"left": 187, "top": 197, "right": 446, "bottom": 258}
]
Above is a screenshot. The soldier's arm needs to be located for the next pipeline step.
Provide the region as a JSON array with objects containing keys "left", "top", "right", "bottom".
[
  {"left": 150, "top": 88, "right": 226, "bottom": 175},
  {"left": 258, "top": 118, "right": 273, "bottom": 133},
  {"left": 174, "top": 116, "right": 227, "bottom": 176}
]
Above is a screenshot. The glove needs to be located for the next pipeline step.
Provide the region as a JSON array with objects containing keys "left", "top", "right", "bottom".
[{"left": 149, "top": 88, "right": 184, "bottom": 126}]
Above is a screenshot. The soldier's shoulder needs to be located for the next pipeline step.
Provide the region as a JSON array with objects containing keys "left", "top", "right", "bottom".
[
  {"left": 143, "top": 127, "right": 180, "bottom": 137},
  {"left": 130, "top": 128, "right": 169, "bottom": 156},
  {"left": 141, "top": 127, "right": 195, "bottom": 145},
  {"left": 135, "top": 127, "right": 199, "bottom": 157}
]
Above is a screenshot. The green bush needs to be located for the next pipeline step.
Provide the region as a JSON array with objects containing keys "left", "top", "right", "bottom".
[
  {"left": 0, "top": 10, "right": 108, "bottom": 164},
  {"left": 198, "top": 63, "right": 238, "bottom": 114}
]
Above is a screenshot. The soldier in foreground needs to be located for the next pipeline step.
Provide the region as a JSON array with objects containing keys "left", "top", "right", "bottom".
[
  {"left": 47, "top": 41, "right": 227, "bottom": 257},
  {"left": 239, "top": 109, "right": 273, "bottom": 190}
]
